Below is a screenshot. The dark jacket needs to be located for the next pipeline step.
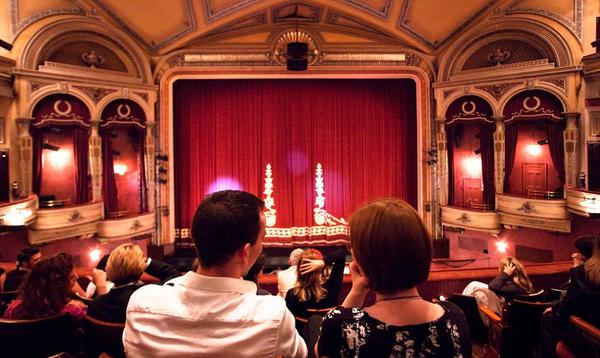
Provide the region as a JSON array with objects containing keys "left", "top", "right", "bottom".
[
  {"left": 87, "top": 259, "right": 180, "bottom": 323},
  {"left": 3, "top": 269, "right": 27, "bottom": 292},
  {"left": 488, "top": 272, "right": 528, "bottom": 300},
  {"left": 554, "top": 264, "right": 600, "bottom": 327}
]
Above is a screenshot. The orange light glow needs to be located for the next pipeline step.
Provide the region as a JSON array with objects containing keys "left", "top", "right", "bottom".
[
  {"left": 526, "top": 144, "right": 542, "bottom": 156},
  {"left": 496, "top": 240, "right": 508, "bottom": 253},
  {"left": 114, "top": 163, "right": 127, "bottom": 175},
  {"left": 462, "top": 156, "right": 482, "bottom": 178}
]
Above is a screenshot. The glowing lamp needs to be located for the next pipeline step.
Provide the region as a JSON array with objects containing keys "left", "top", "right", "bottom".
[
  {"left": 89, "top": 249, "right": 101, "bottom": 262},
  {"left": 526, "top": 144, "right": 542, "bottom": 156},
  {"left": 462, "top": 156, "right": 482, "bottom": 178},
  {"left": 114, "top": 164, "right": 127, "bottom": 175},
  {"left": 47, "top": 149, "right": 71, "bottom": 168},
  {"left": 496, "top": 240, "right": 508, "bottom": 253}
]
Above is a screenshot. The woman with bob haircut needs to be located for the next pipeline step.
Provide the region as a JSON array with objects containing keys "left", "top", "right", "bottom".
[
  {"left": 488, "top": 256, "right": 534, "bottom": 300},
  {"left": 87, "top": 243, "right": 179, "bottom": 323},
  {"left": 3, "top": 253, "right": 86, "bottom": 320},
  {"left": 317, "top": 198, "right": 471, "bottom": 357}
]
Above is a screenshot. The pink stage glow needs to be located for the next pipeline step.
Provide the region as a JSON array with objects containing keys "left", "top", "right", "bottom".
[
  {"left": 526, "top": 144, "right": 542, "bottom": 156},
  {"left": 286, "top": 150, "right": 309, "bottom": 175},
  {"left": 462, "top": 156, "right": 482, "bottom": 178},
  {"left": 207, "top": 177, "right": 242, "bottom": 194}
]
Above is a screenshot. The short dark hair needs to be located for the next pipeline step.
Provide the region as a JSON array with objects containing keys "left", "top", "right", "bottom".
[
  {"left": 574, "top": 235, "right": 595, "bottom": 259},
  {"left": 192, "top": 190, "right": 264, "bottom": 268},
  {"left": 350, "top": 198, "right": 431, "bottom": 294},
  {"left": 17, "top": 247, "right": 41, "bottom": 267}
]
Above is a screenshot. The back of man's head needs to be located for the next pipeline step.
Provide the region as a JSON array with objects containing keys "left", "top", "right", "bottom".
[
  {"left": 574, "top": 235, "right": 595, "bottom": 259},
  {"left": 192, "top": 190, "right": 264, "bottom": 268},
  {"left": 289, "top": 248, "right": 304, "bottom": 266},
  {"left": 17, "top": 247, "right": 41, "bottom": 268}
]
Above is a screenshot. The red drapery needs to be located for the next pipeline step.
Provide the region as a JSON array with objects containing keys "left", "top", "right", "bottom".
[
  {"left": 173, "top": 79, "right": 418, "bottom": 246},
  {"left": 101, "top": 133, "right": 118, "bottom": 214},
  {"left": 480, "top": 122, "right": 496, "bottom": 206},
  {"left": 73, "top": 127, "right": 89, "bottom": 204}
]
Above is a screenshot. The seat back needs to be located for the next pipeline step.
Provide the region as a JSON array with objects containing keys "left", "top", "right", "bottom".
[
  {"left": 569, "top": 316, "right": 600, "bottom": 358},
  {"left": 447, "top": 294, "right": 487, "bottom": 343},
  {"left": 0, "top": 290, "right": 18, "bottom": 304},
  {"left": 501, "top": 299, "right": 552, "bottom": 357},
  {"left": 82, "top": 315, "right": 126, "bottom": 358},
  {"left": 0, "top": 313, "right": 79, "bottom": 357},
  {"left": 514, "top": 289, "right": 546, "bottom": 302}
]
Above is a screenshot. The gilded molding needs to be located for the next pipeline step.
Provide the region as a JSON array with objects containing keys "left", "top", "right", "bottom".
[
  {"left": 476, "top": 82, "right": 520, "bottom": 101},
  {"left": 339, "top": 0, "right": 392, "bottom": 20},
  {"left": 72, "top": 86, "right": 118, "bottom": 104},
  {"left": 539, "top": 77, "right": 566, "bottom": 92},
  {"left": 273, "top": 3, "right": 321, "bottom": 23},
  {"left": 203, "top": 0, "right": 261, "bottom": 24},
  {"left": 325, "top": 11, "right": 390, "bottom": 36},
  {"left": 10, "top": 0, "right": 85, "bottom": 38}
]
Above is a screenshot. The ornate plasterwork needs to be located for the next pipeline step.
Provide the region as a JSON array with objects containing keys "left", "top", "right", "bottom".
[
  {"left": 9, "top": 0, "right": 85, "bottom": 38},
  {"left": 269, "top": 29, "right": 322, "bottom": 66},
  {"left": 540, "top": 77, "right": 566, "bottom": 92},
  {"left": 90, "top": 0, "right": 196, "bottom": 51},
  {"left": 30, "top": 81, "right": 54, "bottom": 94},
  {"left": 476, "top": 82, "right": 520, "bottom": 101},
  {"left": 72, "top": 86, "right": 117, "bottom": 103},
  {"left": 273, "top": 3, "right": 321, "bottom": 23},
  {"left": 398, "top": 0, "right": 499, "bottom": 49},
  {"left": 340, "top": 0, "right": 393, "bottom": 20},
  {"left": 498, "top": 0, "right": 583, "bottom": 43},
  {"left": 325, "top": 11, "right": 390, "bottom": 36},
  {"left": 203, "top": 0, "right": 261, "bottom": 24}
]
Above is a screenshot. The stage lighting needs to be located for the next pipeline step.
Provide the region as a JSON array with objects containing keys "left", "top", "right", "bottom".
[
  {"left": 0, "top": 39, "right": 12, "bottom": 51},
  {"left": 89, "top": 248, "right": 101, "bottom": 262},
  {"left": 496, "top": 240, "right": 508, "bottom": 253},
  {"left": 526, "top": 144, "right": 542, "bottom": 156},
  {"left": 113, "top": 163, "right": 127, "bottom": 175}
]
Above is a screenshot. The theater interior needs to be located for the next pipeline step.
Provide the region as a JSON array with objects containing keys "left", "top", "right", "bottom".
[{"left": 0, "top": 0, "right": 600, "bottom": 308}]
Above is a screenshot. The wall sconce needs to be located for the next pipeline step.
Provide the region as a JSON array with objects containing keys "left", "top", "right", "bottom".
[
  {"left": 495, "top": 240, "right": 508, "bottom": 253},
  {"left": 526, "top": 144, "right": 542, "bottom": 156},
  {"left": 113, "top": 163, "right": 127, "bottom": 175}
]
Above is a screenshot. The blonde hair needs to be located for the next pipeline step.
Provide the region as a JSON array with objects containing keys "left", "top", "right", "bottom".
[
  {"left": 106, "top": 243, "right": 146, "bottom": 286},
  {"left": 291, "top": 249, "right": 327, "bottom": 302},
  {"left": 584, "top": 234, "right": 600, "bottom": 286},
  {"left": 499, "top": 256, "right": 533, "bottom": 293}
]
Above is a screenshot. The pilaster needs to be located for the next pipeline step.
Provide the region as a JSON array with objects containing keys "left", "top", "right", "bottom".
[
  {"left": 493, "top": 116, "right": 505, "bottom": 195},
  {"left": 16, "top": 117, "right": 33, "bottom": 197},
  {"left": 89, "top": 119, "right": 102, "bottom": 202},
  {"left": 563, "top": 112, "right": 579, "bottom": 187}
]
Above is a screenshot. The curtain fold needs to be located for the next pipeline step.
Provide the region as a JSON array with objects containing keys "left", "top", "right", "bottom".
[
  {"left": 73, "top": 127, "right": 89, "bottom": 204},
  {"left": 138, "top": 128, "right": 148, "bottom": 213},
  {"left": 173, "top": 79, "right": 418, "bottom": 244},
  {"left": 101, "top": 132, "right": 118, "bottom": 214},
  {"left": 546, "top": 120, "right": 566, "bottom": 187},
  {"left": 31, "top": 129, "right": 43, "bottom": 196},
  {"left": 445, "top": 124, "right": 456, "bottom": 206},
  {"left": 503, "top": 123, "right": 519, "bottom": 193},
  {"left": 480, "top": 122, "right": 496, "bottom": 207}
]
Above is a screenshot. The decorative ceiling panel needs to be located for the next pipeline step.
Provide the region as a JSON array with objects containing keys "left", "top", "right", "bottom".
[
  {"left": 273, "top": 3, "right": 321, "bottom": 23},
  {"left": 505, "top": 0, "right": 582, "bottom": 42},
  {"left": 221, "top": 32, "right": 270, "bottom": 43},
  {"left": 326, "top": 11, "right": 391, "bottom": 37},
  {"left": 398, "top": 0, "right": 498, "bottom": 49},
  {"left": 202, "top": 0, "right": 261, "bottom": 23},
  {"left": 338, "top": 0, "right": 393, "bottom": 20},
  {"left": 320, "top": 32, "right": 377, "bottom": 43},
  {"left": 90, "top": 0, "right": 195, "bottom": 50},
  {"left": 10, "top": 0, "right": 84, "bottom": 37}
]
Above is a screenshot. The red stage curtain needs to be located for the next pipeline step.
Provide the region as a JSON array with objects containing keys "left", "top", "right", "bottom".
[
  {"left": 138, "top": 129, "right": 148, "bottom": 213},
  {"left": 445, "top": 125, "right": 456, "bottom": 206},
  {"left": 101, "top": 133, "right": 118, "bottom": 214},
  {"left": 480, "top": 122, "right": 495, "bottom": 206},
  {"left": 173, "top": 79, "right": 417, "bottom": 245}
]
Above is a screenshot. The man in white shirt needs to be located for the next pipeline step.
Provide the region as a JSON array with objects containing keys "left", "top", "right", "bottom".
[
  {"left": 277, "top": 248, "right": 304, "bottom": 298},
  {"left": 124, "top": 190, "right": 307, "bottom": 358}
]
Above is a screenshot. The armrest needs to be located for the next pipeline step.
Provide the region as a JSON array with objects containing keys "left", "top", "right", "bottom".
[
  {"left": 570, "top": 316, "right": 600, "bottom": 340},
  {"left": 479, "top": 304, "right": 502, "bottom": 323}
]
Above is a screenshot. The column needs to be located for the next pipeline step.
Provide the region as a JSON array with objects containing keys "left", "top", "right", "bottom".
[
  {"left": 436, "top": 118, "right": 448, "bottom": 206},
  {"left": 145, "top": 122, "right": 156, "bottom": 212},
  {"left": 563, "top": 112, "right": 579, "bottom": 187},
  {"left": 492, "top": 116, "right": 505, "bottom": 194},
  {"left": 16, "top": 117, "right": 33, "bottom": 197},
  {"left": 89, "top": 119, "right": 102, "bottom": 202}
]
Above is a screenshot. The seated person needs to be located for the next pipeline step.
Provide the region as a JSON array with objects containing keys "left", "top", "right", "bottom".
[
  {"left": 285, "top": 247, "right": 346, "bottom": 324},
  {"left": 0, "top": 267, "right": 5, "bottom": 291},
  {"left": 277, "top": 248, "right": 304, "bottom": 298},
  {"left": 3, "top": 253, "right": 86, "bottom": 320},
  {"left": 243, "top": 252, "right": 271, "bottom": 295},
  {"left": 4, "top": 247, "right": 42, "bottom": 291},
  {"left": 488, "top": 256, "right": 534, "bottom": 301},
  {"left": 555, "top": 235, "right": 595, "bottom": 292},
  {"left": 318, "top": 199, "right": 471, "bottom": 357},
  {"left": 87, "top": 243, "right": 180, "bottom": 323},
  {"left": 537, "top": 234, "right": 600, "bottom": 358}
]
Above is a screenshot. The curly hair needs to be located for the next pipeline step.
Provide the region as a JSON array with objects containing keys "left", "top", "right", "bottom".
[
  {"left": 291, "top": 249, "right": 327, "bottom": 302},
  {"left": 14, "top": 253, "right": 75, "bottom": 319},
  {"left": 499, "top": 256, "right": 533, "bottom": 294}
]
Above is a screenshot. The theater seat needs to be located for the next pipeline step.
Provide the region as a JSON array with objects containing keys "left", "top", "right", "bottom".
[
  {"left": 82, "top": 315, "right": 126, "bottom": 358},
  {"left": 447, "top": 294, "right": 487, "bottom": 343},
  {"left": 0, "top": 313, "right": 80, "bottom": 357},
  {"left": 556, "top": 316, "right": 600, "bottom": 358}
]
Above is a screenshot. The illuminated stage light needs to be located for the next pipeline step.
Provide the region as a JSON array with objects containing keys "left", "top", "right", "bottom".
[
  {"left": 462, "top": 156, "right": 482, "bottom": 178},
  {"left": 526, "top": 144, "right": 542, "bottom": 156},
  {"left": 207, "top": 177, "right": 242, "bottom": 194},
  {"left": 89, "top": 248, "right": 101, "bottom": 262},
  {"left": 47, "top": 149, "right": 71, "bottom": 168},
  {"left": 496, "top": 240, "right": 508, "bottom": 253}
]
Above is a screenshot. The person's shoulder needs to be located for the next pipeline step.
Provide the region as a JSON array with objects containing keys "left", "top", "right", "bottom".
[
  {"left": 127, "top": 282, "right": 174, "bottom": 309},
  {"left": 323, "top": 306, "right": 360, "bottom": 321}
]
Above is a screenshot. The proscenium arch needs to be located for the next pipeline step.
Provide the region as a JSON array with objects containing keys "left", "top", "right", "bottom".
[{"left": 438, "top": 18, "right": 574, "bottom": 82}]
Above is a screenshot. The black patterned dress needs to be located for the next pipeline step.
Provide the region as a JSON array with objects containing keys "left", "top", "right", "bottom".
[{"left": 318, "top": 301, "right": 471, "bottom": 358}]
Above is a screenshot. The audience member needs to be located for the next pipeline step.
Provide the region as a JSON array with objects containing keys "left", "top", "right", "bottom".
[
  {"left": 3, "top": 253, "right": 86, "bottom": 320},
  {"left": 87, "top": 243, "right": 180, "bottom": 323},
  {"left": 124, "top": 190, "right": 307, "bottom": 357},
  {"left": 243, "top": 252, "right": 271, "bottom": 295},
  {"left": 0, "top": 267, "right": 5, "bottom": 291},
  {"left": 537, "top": 233, "right": 600, "bottom": 358},
  {"left": 318, "top": 198, "right": 471, "bottom": 357},
  {"left": 278, "top": 248, "right": 304, "bottom": 297},
  {"left": 285, "top": 247, "right": 346, "bottom": 324},
  {"left": 488, "top": 256, "right": 534, "bottom": 301},
  {"left": 4, "top": 247, "right": 41, "bottom": 291}
]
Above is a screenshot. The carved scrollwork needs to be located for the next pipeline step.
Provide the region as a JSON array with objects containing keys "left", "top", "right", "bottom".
[
  {"left": 517, "top": 202, "right": 537, "bottom": 214},
  {"left": 457, "top": 213, "right": 471, "bottom": 223}
]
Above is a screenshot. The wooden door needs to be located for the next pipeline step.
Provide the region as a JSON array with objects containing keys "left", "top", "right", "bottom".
[
  {"left": 463, "top": 178, "right": 482, "bottom": 208},
  {"left": 522, "top": 163, "right": 547, "bottom": 195}
]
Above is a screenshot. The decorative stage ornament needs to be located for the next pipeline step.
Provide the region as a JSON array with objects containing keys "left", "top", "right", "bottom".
[
  {"left": 53, "top": 100, "right": 73, "bottom": 116},
  {"left": 117, "top": 104, "right": 131, "bottom": 118},
  {"left": 487, "top": 48, "right": 511, "bottom": 65},
  {"left": 263, "top": 163, "right": 277, "bottom": 227},
  {"left": 270, "top": 29, "right": 321, "bottom": 67},
  {"left": 313, "top": 163, "right": 347, "bottom": 226},
  {"left": 81, "top": 50, "right": 105, "bottom": 68},
  {"left": 522, "top": 96, "right": 541, "bottom": 111}
]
